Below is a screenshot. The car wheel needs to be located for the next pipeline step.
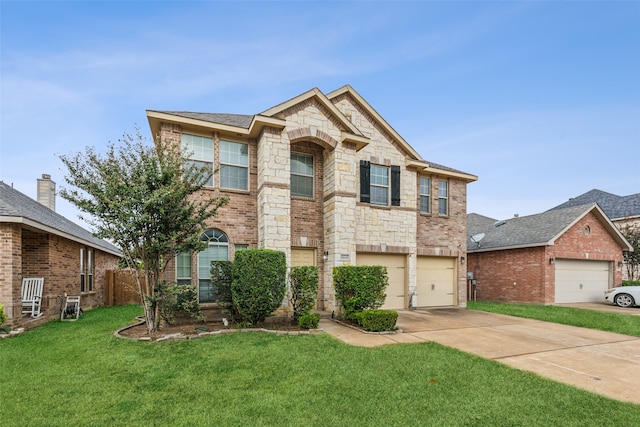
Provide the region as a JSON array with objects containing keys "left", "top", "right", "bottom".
[{"left": 614, "top": 293, "right": 635, "bottom": 308}]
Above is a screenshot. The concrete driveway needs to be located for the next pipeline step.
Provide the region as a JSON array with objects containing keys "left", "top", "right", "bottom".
[{"left": 319, "top": 308, "right": 640, "bottom": 405}]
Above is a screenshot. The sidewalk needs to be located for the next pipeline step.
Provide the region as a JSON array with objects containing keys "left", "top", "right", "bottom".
[{"left": 319, "top": 308, "right": 640, "bottom": 405}]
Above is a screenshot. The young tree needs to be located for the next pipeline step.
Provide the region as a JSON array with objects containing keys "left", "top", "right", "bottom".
[
  {"left": 621, "top": 225, "right": 640, "bottom": 281},
  {"left": 59, "top": 128, "right": 227, "bottom": 333}
]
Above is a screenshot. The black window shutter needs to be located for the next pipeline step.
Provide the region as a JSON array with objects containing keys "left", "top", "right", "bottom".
[
  {"left": 391, "top": 165, "right": 401, "bottom": 206},
  {"left": 360, "top": 160, "right": 370, "bottom": 203}
]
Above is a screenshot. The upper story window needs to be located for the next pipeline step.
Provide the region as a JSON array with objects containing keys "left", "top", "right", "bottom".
[
  {"left": 359, "top": 160, "right": 401, "bottom": 207},
  {"left": 220, "top": 140, "right": 249, "bottom": 190},
  {"left": 182, "top": 133, "right": 214, "bottom": 186},
  {"left": 80, "top": 248, "right": 94, "bottom": 293},
  {"left": 438, "top": 179, "right": 449, "bottom": 215},
  {"left": 370, "top": 165, "right": 390, "bottom": 206},
  {"left": 420, "top": 177, "right": 431, "bottom": 213},
  {"left": 290, "top": 152, "right": 314, "bottom": 198}
]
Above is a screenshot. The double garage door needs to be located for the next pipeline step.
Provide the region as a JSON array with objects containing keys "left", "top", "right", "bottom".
[
  {"left": 554, "top": 259, "right": 611, "bottom": 303},
  {"left": 355, "top": 254, "right": 456, "bottom": 309}
]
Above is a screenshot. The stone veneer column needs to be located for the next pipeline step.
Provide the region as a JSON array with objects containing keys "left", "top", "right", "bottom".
[
  {"left": 257, "top": 127, "right": 291, "bottom": 263},
  {"left": 322, "top": 143, "right": 358, "bottom": 312}
]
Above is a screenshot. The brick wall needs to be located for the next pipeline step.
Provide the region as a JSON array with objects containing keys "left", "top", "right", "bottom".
[
  {"left": 1, "top": 224, "right": 119, "bottom": 329},
  {"left": 468, "top": 246, "right": 550, "bottom": 304},
  {"left": 290, "top": 140, "right": 325, "bottom": 306}
]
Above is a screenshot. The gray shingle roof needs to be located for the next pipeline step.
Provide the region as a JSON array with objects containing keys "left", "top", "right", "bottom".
[
  {"left": 0, "top": 181, "right": 121, "bottom": 255},
  {"left": 467, "top": 203, "right": 600, "bottom": 252},
  {"left": 549, "top": 189, "right": 640, "bottom": 220},
  {"left": 154, "top": 111, "right": 254, "bottom": 129}
]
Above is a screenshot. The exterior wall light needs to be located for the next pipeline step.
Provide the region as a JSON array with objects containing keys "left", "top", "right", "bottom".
[
  {"left": 323, "top": 251, "right": 329, "bottom": 261},
  {"left": 549, "top": 258, "right": 555, "bottom": 265},
  {"left": 460, "top": 256, "right": 466, "bottom": 264}
]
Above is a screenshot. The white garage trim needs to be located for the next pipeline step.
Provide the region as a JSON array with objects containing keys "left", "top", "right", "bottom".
[
  {"left": 356, "top": 253, "right": 406, "bottom": 310},
  {"left": 554, "top": 259, "right": 611, "bottom": 303},
  {"left": 416, "top": 256, "right": 456, "bottom": 307}
]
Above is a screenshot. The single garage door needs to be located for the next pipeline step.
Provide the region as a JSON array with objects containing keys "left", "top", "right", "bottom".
[
  {"left": 291, "top": 248, "right": 316, "bottom": 267},
  {"left": 416, "top": 256, "right": 456, "bottom": 307},
  {"left": 356, "top": 253, "right": 406, "bottom": 310},
  {"left": 555, "top": 259, "right": 610, "bottom": 303}
]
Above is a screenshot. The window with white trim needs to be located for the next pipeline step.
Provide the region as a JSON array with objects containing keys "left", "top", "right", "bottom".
[
  {"left": 198, "top": 229, "right": 229, "bottom": 303},
  {"left": 370, "top": 164, "right": 389, "bottom": 206},
  {"left": 176, "top": 252, "right": 192, "bottom": 285},
  {"left": 420, "top": 177, "right": 430, "bottom": 213},
  {"left": 80, "top": 248, "right": 94, "bottom": 293},
  {"left": 438, "top": 179, "right": 449, "bottom": 215},
  {"left": 220, "top": 140, "right": 249, "bottom": 190},
  {"left": 182, "top": 133, "right": 214, "bottom": 186},
  {"left": 290, "top": 152, "right": 314, "bottom": 197}
]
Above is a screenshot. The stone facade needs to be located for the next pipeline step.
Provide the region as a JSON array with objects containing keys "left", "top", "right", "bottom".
[{"left": 150, "top": 85, "right": 477, "bottom": 312}]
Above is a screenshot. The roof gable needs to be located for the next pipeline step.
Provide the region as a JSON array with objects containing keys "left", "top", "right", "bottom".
[
  {"left": 468, "top": 203, "right": 632, "bottom": 252},
  {"left": 0, "top": 181, "right": 121, "bottom": 255}
]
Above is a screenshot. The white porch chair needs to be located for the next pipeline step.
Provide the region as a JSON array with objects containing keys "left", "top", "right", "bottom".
[{"left": 21, "top": 278, "right": 44, "bottom": 317}]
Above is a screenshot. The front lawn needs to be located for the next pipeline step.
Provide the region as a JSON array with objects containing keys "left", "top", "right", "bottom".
[
  {"left": 468, "top": 300, "right": 640, "bottom": 337},
  {"left": 1, "top": 305, "right": 639, "bottom": 426}
]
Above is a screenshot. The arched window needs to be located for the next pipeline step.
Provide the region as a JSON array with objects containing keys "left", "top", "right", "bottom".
[{"left": 198, "top": 229, "right": 229, "bottom": 303}]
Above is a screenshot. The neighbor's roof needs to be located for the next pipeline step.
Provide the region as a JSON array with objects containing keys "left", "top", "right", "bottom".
[
  {"left": 467, "top": 203, "right": 632, "bottom": 253},
  {"left": 0, "top": 181, "right": 122, "bottom": 256},
  {"left": 549, "top": 189, "right": 640, "bottom": 220}
]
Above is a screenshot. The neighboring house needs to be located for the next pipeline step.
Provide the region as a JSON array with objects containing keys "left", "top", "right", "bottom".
[
  {"left": 0, "top": 176, "right": 121, "bottom": 329},
  {"left": 147, "top": 85, "right": 477, "bottom": 312},
  {"left": 549, "top": 189, "right": 640, "bottom": 280},
  {"left": 467, "top": 203, "right": 632, "bottom": 304}
]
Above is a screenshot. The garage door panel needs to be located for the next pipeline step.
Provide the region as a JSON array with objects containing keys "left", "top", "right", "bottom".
[
  {"left": 416, "top": 257, "right": 456, "bottom": 307},
  {"left": 555, "top": 259, "right": 610, "bottom": 303},
  {"left": 356, "top": 253, "right": 406, "bottom": 310}
]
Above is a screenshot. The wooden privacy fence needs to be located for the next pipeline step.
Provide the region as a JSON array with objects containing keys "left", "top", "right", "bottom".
[{"left": 105, "top": 270, "right": 144, "bottom": 306}]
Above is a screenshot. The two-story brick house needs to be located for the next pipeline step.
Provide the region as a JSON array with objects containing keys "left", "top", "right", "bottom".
[{"left": 147, "top": 85, "right": 477, "bottom": 312}]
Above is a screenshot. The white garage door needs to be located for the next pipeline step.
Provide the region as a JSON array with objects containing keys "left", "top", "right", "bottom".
[
  {"left": 356, "top": 253, "right": 406, "bottom": 310},
  {"left": 555, "top": 259, "right": 610, "bottom": 303},
  {"left": 416, "top": 257, "right": 456, "bottom": 307}
]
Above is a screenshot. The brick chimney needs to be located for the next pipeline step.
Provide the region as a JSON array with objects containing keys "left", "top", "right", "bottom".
[{"left": 37, "top": 174, "right": 56, "bottom": 211}]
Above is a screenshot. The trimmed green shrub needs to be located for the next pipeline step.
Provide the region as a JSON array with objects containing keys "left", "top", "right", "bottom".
[
  {"left": 357, "top": 309, "right": 398, "bottom": 332},
  {"left": 151, "top": 281, "right": 204, "bottom": 325},
  {"left": 0, "top": 303, "right": 6, "bottom": 325},
  {"left": 298, "top": 313, "right": 320, "bottom": 329},
  {"left": 211, "top": 260, "right": 240, "bottom": 320},
  {"left": 232, "top": 249, "right": 287, "bottom": 325},
  {"left": 622, "top": 280, "right": 640, "bottom": 287},
  {"left": 333, "top": 265, "right": 388, "bottom": 315},
  {"left": 289, "top": 265, "right": 319, "bottom": 321}
]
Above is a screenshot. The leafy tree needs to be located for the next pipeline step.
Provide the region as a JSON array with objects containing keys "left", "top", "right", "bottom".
[
  {"left": 621, "top": 225, "right": 640, "bottom": 281},
  {"left": 59, "top": 128, "right": 227, "bottom": 333}
]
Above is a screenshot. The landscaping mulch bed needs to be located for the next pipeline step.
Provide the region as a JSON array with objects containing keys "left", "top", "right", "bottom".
[{"left": 116, "top": 316, "right": 315, "bottom": 341}]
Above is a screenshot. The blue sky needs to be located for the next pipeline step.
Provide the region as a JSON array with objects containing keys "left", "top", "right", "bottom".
[{"left": 1, "top": 1, "right": 639, "bottom": 226}]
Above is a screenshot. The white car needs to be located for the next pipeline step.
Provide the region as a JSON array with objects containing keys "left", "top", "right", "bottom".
[{"left": 604, "top": 286, "right": 640, "bottom": 307}]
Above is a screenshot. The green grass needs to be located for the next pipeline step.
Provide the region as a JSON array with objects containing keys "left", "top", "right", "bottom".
[
  {"left": 1, "top": 305, "right": 639, "bottom": 426},
  {"left": 468, "top": 300, "right": 640, "bottom": 337}
]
